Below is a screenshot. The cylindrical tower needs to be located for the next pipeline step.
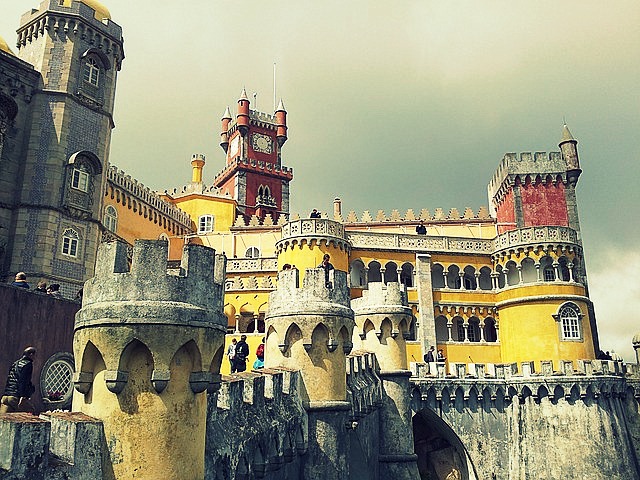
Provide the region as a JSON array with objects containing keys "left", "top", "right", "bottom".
[
  {"left": 191, "top": 153, "right": 206, "bottom": 183},
  {"left": 265, "top": 259, "right": 354, "bottom": 479},
  {"left": 352, "top": 281, "right": 420, "bottom": 479},
  {"left": 559, "top": 123, "right": 580, "bottom": 173},
  {"left": 220, "top": 106, "right": 232, "bottom": 152},
  {"left": 275, "top": 98, "right": 288, "bottom": 147},
  {"left": 237, "top": 88, "right": 250, "bottom": 136},
  {"left": 72, "top": 240, "right": 227, "bottom": 480},
  {"left": 275, "top": 218, "right": 350, "bottom": 276}
]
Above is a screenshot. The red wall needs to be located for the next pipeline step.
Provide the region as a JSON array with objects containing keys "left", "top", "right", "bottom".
[
  {"left": 496, "top": 190, "right": 516, "bottom": 234},
  {"left": 520, "top": 182, "right": 568, "bottom": 227},
  {"left": 0, "top": 284, "right": 78, "bottom": 412}
]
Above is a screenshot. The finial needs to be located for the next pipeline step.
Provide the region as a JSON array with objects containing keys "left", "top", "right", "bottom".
[{"left": 560, "top": 123, "right": 575, "bottom": 142}]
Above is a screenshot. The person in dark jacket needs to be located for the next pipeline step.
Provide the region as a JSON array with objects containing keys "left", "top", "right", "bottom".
[
  {"left": 0, "top": 347, "right": 36, "bottom": 413},
  {"left": 10, "top": 272, "right": 29, "bottom": 289},
  {"left": 233, "top": 335, "right": 250, "bottom": 373}
]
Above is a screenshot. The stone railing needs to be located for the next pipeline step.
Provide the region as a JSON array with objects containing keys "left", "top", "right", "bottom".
[
  {"left": 411, "top": 359, "right": 639, "bottom": 405},
  {"left": 348, "top": 232, "right": 494, "bottom": 254},
  {"left": 493, "top": 226, "right": 579, "bottom": 253},
  {"left": 277, "top": 219, "right": 350, "bottom": 253},
  {"left": 226, "top": 257, "right": 278, "bottom": 273}
]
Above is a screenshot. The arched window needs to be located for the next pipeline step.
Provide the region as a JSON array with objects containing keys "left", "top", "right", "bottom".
[
  {"left": 62, "top": 229, "right": 80, "bottom": 257},
  {"left": 484, "top": 317, "right": 498, "bottom": 342},
  {"left": 368, "top": 261, "right": 382, "bottom": 283},
  {"left": 103, "top": 205, "right": 117, "bottom": 232},
  {"left": 431, "top": 264, "right": 445, "bottom": 289},
  {"left": 158, "top": 233, "right": 169, "bottom": 241},
  {"left": 467, "top": 318, "right": 481, "bottom": 342},
  {"left": 478, "top": 267, "right": 492, "bottom": 290},
  {"left": 40, "top": 352, "right": 75, "bottom": 410},
  {"left": 83, "top": 57, "right": 100, "bottom": 86},
  {"left": 350, "top": 260, "right": 366, "bottom": 287},
  {"left": 555, "top": 303, "right": 582, "bottom": 341},
  {"left": 198, "top": 214, "right": 214, "bottom": 234},
  {"left": 400, "top": 263, "right": 414, "bottom": 287},
  {"left": 245, "top": 247, "right": 260, "bottom": 258},
  {"left": 447, "top": 265, "right": 461, "bottom": 289}
]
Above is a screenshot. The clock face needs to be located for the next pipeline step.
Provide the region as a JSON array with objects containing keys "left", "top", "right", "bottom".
[
  {"left": 229, "top": 135, "right": 240, "bottom": 158},
  {"left": 251, "top": 133, "right": 273, "bottom": 154}
]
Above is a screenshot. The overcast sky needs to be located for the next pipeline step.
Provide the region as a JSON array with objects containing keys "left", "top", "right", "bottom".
[{"left": 2, "top": 1, "right": 639, "bottom": 361}]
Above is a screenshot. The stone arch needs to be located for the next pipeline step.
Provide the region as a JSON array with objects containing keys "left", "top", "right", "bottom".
[
  {"left": 379, "top": 317, "right": 393, "bottom": 346},
  {"left": 478, "top": 266, "right": 492, "bottom": 290},
  {"left": 168, "top": 341, "right": 201, "bottom": 393},
  {"left": 400, "top": 262, "right": 414, "bottom": 287},
  {"left": 368, "top": 261, "right": 382, "bottom": 283},
  {"left": 521, "top": 257, "right": 537, "bottom": 283},
  {"left": 350, "top": 259, "right": 366, "bottom": 287},
  {"left": 435, "top": 315, "right": 449, "bottom": 342},
  {"left": 495, "top": 264, "right": 506, "bottom": 288},
  {"left": 484, "top": 317, "right": 497, "bottom": 342},
  {"left": 413, "top": 408, "right": 478, "bottom": 480},
  {"left": 505, "top": 260, "right": 519, "bottom": 286},
  {"left": 540, "top": 255, "right": 555, "bottom": 281},
  {"left": 452, "top": 316, "right": 465, "bottom": 342},
  {"left": 463, "top": 266, "right": 476, "bottom": 290},
  {"left": 283, "top": 323, "right": 303, "bottom": 358},
  {"left": 431, "top": 263, "right": 445, "bottom": 289},
  {"left": 558, "top": 256, "right": 571, "bottom": 281},
  {"left": 338, "top": 326, "right": 352, "bottom": 354},
  {"left": 384, "top": 261, "right": 398, "bottom": 283},
  {"left": 447, "top": 265, "right": 461, "bottom": 289},
  {"left": 467, "top": 316, "right": 481, "bottom": 342}
]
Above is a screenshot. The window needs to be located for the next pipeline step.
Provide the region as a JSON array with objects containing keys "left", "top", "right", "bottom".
[
  {"left": 62, "top": 229, "right": 79, "bottom": 257},
  {"left": 245, "top": 247, "right": 260, "bottom": 258},
  {"left": 543, "top": 267, "right": 555, "bottom": 282},
  {"left": 83, "top": 58, "right": 100, "bottom": 86},
  {"left": 104, "top": 205, "right": 117, "bottom": 232},
  {"left": 71, "top": 168, "right": 89, "bottom": 192},
  {"left": 559, "top": 305, "right": 581, "bottom": 340},
  {"left": 198, "top": 215, "right": 214, "bottom": 234},
  {"left": 40, "top": 352, "right": 74, "bottom": 409}
]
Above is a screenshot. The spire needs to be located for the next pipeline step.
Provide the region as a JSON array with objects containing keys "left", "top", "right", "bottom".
[
  {"left": 221, "top": 106, "right": 232, "bottom": 120},
  {"left": 239, "top": 87, "right": 249, "bottom": 102},
  {"left": 560, "top": 123, "right": 575, "bottom": 143},
  {"left": 276, "top": 98, "right": 286, "bottom": 112},
  {"left": 275, "top": 98, "right": 288, "bottom": 147},
  {"left": 219, "top": 107, "right": 232, "bottom": 152}
]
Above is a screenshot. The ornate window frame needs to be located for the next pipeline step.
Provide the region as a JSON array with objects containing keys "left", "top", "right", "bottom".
[
  {"left": 552, "top": 302, "right": 584, "bottom": 342},
  {"left": 39, "top": 352, "right": 75, "bottom": 410},
  {"left": 62, "top": 228, "right": 80, "bottom": 257}
]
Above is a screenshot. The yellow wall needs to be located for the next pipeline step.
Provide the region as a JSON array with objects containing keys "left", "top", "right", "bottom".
[
  {"left": 169, "top": 194, "right": 237, "bottom": 233},
  {"left": 278, "top": 240, "right": 349, "bottom": 277},
  {"left": 220, "top": 333, "right": 265, "bottom": 375}
]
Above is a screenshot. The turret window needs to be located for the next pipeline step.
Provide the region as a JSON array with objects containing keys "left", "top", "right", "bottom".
[
  {"left": 62, "top": 229, "right": 80, "bottom": 257},
  {"left": 83, "top": 58, "right": 100, "bottom": 86},
  {"left": 198, "top": 215, "right": 214, "bottom": 234},
  {"left": 245, "top": 247, "right": 260, "bottom": 258},
  {"left": 553, "top": 302, "right": 583, "bottom": 342},
  {"left": 103, "top": 205, "right": 117, "bottom": 232},
  {"left": 71, "top": 168, "right": 90, "bottom": 192}
]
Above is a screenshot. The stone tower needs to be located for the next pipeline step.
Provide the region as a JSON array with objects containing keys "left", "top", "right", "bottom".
[
  {"left": 72, "top": 240, "right": 227, "bottom": 479},
  {"left": 0, "top": 0, "right": 124, "bottom": 296},
  {"left": 214, "top": 89, "right": 293, "bottom": 222},
  {"left": 266, "top": 218, "right": 355, "bottom": 480},
  {"left": 487, "top": 124, "right": 582, "bottom": 236},
  {"left": 352, "top": 281, "right": 421, "bottom": 479}
]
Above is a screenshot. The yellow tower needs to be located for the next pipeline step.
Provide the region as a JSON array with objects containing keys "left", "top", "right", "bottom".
[{"left": 72, "top": 240, "right": 227, "bottom": 479}]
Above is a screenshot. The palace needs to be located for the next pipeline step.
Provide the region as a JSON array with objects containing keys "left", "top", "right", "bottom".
[{"left": 1, "top": 2, "right": 639, "bottom": 480}]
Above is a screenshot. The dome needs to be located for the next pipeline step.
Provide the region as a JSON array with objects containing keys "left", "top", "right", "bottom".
[
  {"left": 82, "top": 0, "right": 111, "bottom": 20},
  {"left": 0, "top": 34, "right": 15, "bottom": 56},
  {"left": 60, "top": 0, "right": 111, "bottom": 21}
]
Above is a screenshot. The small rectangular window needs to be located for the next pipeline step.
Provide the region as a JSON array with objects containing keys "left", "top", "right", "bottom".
[
  {"left": 72, "top": 169, "right": 89, "bottom": 192},
  {"left": 562, "top": 318, "right": 580, "bottom": 339},
  {"left": 198, "top": 215, "right": 214, "bottom": 234},
  {"left": 62, "top": 237, "right": 78, "bottom": 257}
]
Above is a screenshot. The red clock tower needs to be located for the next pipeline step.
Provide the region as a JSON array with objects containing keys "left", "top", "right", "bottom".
[{"left": 214, "top": 89, "right": 293, "bottom": 222}]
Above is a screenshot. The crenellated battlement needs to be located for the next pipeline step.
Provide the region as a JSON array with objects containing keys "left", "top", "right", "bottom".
[
  {"left": 352, "top": 281, "right": 410, "bottom": 316},
  {"left": 77, "top": 240, "right": 227, "bottom": 330},
  {"left": 268, "top": 268, "right": 352, "bottom": 318},
  {"left": 412, "top": 359, "right": 640, "bottom": 404},
  {"left": 488, "top": 151, "right": 571, "bottom": 205}
]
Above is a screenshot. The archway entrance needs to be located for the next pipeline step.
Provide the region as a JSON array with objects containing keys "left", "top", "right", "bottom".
[{"left": 413, "top": 408, "right": 478, "bottom": 480}]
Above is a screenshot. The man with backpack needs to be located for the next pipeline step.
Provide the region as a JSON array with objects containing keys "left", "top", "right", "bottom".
[{"left": 233, "top": 335, "right": 249, "bottom": 373}]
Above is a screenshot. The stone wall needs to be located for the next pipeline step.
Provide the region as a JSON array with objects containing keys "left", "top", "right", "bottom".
[{"left": 0, "top": 284, "right": 78, "bottom": 412}]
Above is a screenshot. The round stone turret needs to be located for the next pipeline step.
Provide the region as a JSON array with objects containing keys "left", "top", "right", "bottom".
[
  {"left": 352, "top": 281, "right": 413, "bottom": 371},
  {"left": 73, "top": 240, "right": 227, "bottom": 480}
]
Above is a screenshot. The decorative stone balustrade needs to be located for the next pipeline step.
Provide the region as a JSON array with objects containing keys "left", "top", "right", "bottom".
[{"left": 493, "top": 226, "right": 580, "bottom": 254}]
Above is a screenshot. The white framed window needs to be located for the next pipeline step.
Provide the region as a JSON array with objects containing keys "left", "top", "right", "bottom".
[
  {"left": 554, "top": 302, "right": 583, "bottom": 342},
  {"left": 198, "top": 214, "right": 214, "bottom": 234},
  {"left": 104, "top": 205, "right": 117, "bottom": 232},
  {"left": 83, "top": 58, "right": 100, "bottom": 86},
  {"left": 245, "top": 247, "right": 260, "bottom": 258},
  {"left": 71, "top": 168, "right": 89, "bottom": 192},
  {"left": 560, "top": 305, "right": 580, "bottom": 339},
  {"left": 62, "top": 228, "right": 79, "bottom": 257}
]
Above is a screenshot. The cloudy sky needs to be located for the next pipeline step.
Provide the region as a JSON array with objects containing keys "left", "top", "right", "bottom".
[{"left": 2, "top": 1, "right": 639, "bottom": 361}]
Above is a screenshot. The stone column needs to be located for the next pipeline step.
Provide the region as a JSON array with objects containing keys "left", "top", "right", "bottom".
[{"left": 415, "top": 254, "right": 436, "bottom": 353}]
